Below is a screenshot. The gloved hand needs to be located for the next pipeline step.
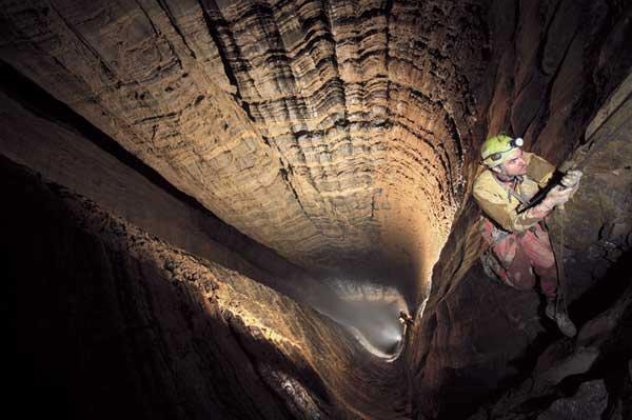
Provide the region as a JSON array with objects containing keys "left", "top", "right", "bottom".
[
  {"left": 543, "top": 184, "right": 574, "bottom": 208},
  {"left": 560, "top": 169, "right": 583, "bottom": 189}
]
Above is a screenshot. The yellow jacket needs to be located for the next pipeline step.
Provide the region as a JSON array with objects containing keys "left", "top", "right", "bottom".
[{"left": 473, "top": 153, "right": 555, "bottom": 233}]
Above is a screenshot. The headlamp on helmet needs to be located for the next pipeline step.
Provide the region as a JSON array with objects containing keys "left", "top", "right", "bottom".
[{"left": 481, "top": 135, "right": 524, "bottom": 167}]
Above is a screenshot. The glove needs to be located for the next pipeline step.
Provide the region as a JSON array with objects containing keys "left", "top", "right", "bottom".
[
  {"left": 560, "top": 169, "right": 583, "bottom": 189},
  {"left": 543, "top": 185, "right": 574, "bottom": 208}
]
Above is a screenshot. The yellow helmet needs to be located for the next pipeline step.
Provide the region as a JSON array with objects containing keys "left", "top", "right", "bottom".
[{"left": 481, "top": 135, "right": 524, "bottom": 167}]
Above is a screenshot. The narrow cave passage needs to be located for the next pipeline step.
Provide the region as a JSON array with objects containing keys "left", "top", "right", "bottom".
[{"left": 2, "top": 1, "right": 632, "bottom": 419}]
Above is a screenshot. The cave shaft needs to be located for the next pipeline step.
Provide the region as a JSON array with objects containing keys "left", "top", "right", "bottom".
[{"left": 2, "top": 0, "right": 631, "bottom": 419}]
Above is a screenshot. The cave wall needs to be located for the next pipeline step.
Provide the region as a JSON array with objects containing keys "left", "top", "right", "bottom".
[
  {"left": 409, "top": 2, "right": 632, "bottom": 418},
  {"left": 3, "top": 156, "right": 415, "bottom": 419},
  {"left": 0, "top": 0, "right": 493, "bottom": 296},
  {"left": 0, "top": 59, "right": 356, "bottom": 314},
  {"left": 0, "top": 68, "right": 413, "bottom": 352},
  {"left": 1, "top": 1, "right": 631, "bottom": 419},
  {"left": 481, "top": 0, "right": 631, "bottom": 166}
]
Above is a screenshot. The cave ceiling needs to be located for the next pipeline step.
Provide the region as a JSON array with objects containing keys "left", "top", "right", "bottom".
[{"left": 0, "top": 0, "right": 488, "bottom": 292}]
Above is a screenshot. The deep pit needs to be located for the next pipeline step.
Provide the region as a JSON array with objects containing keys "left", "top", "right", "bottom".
[{"left": 2, "top": 1, "right": 632, "bottom": 419}]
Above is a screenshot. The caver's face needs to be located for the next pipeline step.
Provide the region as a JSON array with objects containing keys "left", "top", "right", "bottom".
[{"left": 495, "top": 148, "right": 527, "bottom": 177}]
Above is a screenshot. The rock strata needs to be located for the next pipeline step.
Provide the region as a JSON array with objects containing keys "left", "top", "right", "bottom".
[{"left": 1, "top": 1, "right": 631, "bottom": 419}]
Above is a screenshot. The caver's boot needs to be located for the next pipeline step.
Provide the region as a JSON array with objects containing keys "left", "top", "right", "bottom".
[{"left": 546, "top": 297, "right": 577, "bottom": 338}]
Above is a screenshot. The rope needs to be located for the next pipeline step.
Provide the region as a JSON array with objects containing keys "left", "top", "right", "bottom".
[{"left": 552, "top": 206, "right": 568, "bottom": 316}]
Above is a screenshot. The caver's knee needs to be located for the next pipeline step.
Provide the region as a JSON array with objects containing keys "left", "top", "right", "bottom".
[
  {"left": 534, "top": 251, "right": 556, "bottom": 270},
  {"left": 521, "top": 231, "right": 556, "bottom": 268},
  {"left": 505, "top": 266, "right": 536, "bottom": 290},
  {"left": 536, "top": 261, "right": 558, "bottom": 280}
]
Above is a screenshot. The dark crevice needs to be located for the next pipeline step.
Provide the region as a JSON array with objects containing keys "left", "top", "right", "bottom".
[
  {"left": 198, "top": 0, "right": 257, "bottom": 122},
  {"left": 535, "top": 0, "right": 567, "bottom": 76},
  {"left": 570, "top": 247, "right": 632, "bottom": 325},
  {"left": 279, "top": 165, "right": 311, "bottom": 217},
  {"left": 525, "top": 25, "right": 581, "bottom": 143},
  {"left": 48, "top": 3, "right": 118, "bottom": 79},
  {"left": 156, "top": 0, "right": 199, "bottom": 60}
]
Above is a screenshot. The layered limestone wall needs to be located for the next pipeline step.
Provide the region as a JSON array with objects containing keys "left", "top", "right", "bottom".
[
  {"left": 3, "top": 156, "right": 412, "bottom": 419},
  {"left": 0, "top": 0, "right": 491, "bottom": 297},
  {"left": 1, "top": 0, "right": 631, "bottom": 419}
]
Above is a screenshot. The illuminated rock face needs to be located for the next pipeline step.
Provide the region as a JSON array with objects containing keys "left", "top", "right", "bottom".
[
  {"left": 1, "top": 0, "right": 631, "bottom": 419},
  {"left": 0, "top": 0, "right": 490, "bottom": 297}
]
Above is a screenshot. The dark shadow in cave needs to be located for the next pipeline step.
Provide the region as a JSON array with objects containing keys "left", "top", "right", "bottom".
[
  {"left": 444, "top": 246, "right": 632, "bottom": 419},
  {"left": 569, "top": 247, "right": 632, "bottom": 326},
  {"left": 508, "top": 250, "right": 632, "bottom": 416},
  {"left": 1, "top": 154, "right": 340, "bottom": 419}
]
